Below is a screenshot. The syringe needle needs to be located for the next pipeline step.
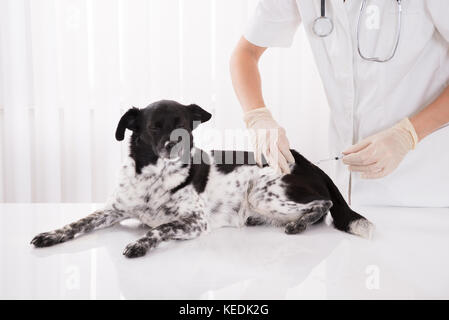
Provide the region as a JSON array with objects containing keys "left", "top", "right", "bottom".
[{"left": 316, "top": 154, "right": 343, "bottom": 165}]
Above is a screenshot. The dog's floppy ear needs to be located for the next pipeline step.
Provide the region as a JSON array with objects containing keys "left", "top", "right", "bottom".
[
  {"left": 188, "top": 104, "right": 212, "bottom": 129},
  {"left": 115, "top": 107, "right": 141, "bottom": 141}
]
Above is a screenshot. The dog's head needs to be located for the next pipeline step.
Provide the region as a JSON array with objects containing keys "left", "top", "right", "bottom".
[{"left": 115, "top": 100, "right": 211, "bottom": 161}]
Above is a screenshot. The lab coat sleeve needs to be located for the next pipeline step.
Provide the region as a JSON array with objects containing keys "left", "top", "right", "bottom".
[
  {"left": 426, "top": 0, "right": 449, "bottom": 44},
  {"left": 244, "top": 0, "right": 301, "bottom": 48}
]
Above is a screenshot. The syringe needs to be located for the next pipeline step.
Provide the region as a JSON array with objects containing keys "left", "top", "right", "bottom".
[{"left": 315, "top": 154, "right": 343, "bottom": 165}]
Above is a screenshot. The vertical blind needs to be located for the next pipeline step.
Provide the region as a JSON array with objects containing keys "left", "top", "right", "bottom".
[{"left": 0, "top": 0, "right": 330, "bottom": 203}]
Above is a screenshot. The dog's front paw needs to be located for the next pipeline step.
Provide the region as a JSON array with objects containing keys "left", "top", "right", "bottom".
[
  {"left": 31, "top": 231, "right": 70, "bottom": 247},
  {"left": 245, "top": 216, "right": 266, "bottom": 226},
  {"left": 123, "top": 241, "right": 148, "bottom": 258}
]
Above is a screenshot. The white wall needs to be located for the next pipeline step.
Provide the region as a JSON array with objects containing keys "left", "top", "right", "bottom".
[{"left": 0, "top": 0, "right": 330, "bottom": 203}]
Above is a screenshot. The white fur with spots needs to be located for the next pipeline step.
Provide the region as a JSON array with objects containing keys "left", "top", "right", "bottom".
[{"left": 31, "top": 147, "right": 370, "bottom": 258}]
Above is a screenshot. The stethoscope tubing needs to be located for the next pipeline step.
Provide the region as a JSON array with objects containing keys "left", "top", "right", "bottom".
[
  {"left": 356, "top": 0, "right": 402, "bottom": 62},
  {"left": 313, "top": 0, "right": 403, "bottom": 62}
]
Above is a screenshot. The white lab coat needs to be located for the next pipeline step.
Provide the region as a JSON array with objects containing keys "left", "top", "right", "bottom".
[{"left": 245, "top": 0, "right": 449, "bottom": 207}]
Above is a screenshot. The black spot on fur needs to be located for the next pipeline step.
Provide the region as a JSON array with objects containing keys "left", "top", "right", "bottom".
[
  {"left": 232, "top": 203, "right": 241, "bottom": 212},
  {"left": 211, "top": 201, "right": 223, "bottom": 213},
  {"left": 171, "top": 150, "right": 210, "bottom": 194},
  {"left": 212, "top": 150, "right": 267, "bottom": 174}
]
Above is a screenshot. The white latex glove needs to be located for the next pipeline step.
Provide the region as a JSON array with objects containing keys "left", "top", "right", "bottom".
[
  {"left": 342, "top": 118, "right": 419, "bottom": 179},
  {"left": 243, "top": 107, "right": 295, "bottom": 175}
]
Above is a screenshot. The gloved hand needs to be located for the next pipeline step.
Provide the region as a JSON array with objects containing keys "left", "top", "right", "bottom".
[
  {"left": 243, "top": 107, "right": 295, "bottom": 175},
  {"left": 342, "top": 118, "right": 419, "bottom": 179}
]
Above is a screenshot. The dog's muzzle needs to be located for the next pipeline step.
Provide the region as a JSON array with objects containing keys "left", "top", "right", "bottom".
[{"left": 161, "top": 140, "right": 184, "bottom": 162}]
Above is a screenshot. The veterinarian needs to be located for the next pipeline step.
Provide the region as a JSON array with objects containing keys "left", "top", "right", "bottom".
[{"left": 230, "top": 0, "right": 449, "bottom": 207}]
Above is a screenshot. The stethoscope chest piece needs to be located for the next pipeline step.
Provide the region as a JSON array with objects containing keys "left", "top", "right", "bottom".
[
  {"left": 313, "top": 0, "right": 333, "bottom": 38},
  {"left": 313, "top": 16, "right": 334, "bottom": 37}
]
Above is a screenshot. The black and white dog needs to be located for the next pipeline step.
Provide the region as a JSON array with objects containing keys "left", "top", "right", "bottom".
[{"left": 31, "top": 100, "right": 374, "bottom": 258}]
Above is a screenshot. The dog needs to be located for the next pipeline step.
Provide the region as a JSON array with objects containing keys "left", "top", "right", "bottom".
[{"left": 31, "top": 100, "right": 374, "bottom": 258}]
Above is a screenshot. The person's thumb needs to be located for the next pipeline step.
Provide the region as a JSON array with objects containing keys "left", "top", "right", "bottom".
[{"left": 342, "top": 139, "right": 371, "bottom": 155}]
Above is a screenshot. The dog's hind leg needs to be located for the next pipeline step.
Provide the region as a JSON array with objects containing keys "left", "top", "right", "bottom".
[
  {"left": 284, "top": 200, "right": 331, "bottom": 234},
  {"left": 246, "top": 177, "right": 332, "bottom": 227},
  {"left": 31, "top": 209, "right": 126, "bottom": 247},
  {"left": 123, "top": 213, "right": 207, "bottom": 258},
  {"left": 284, "top": 150, "right": 375, "bottom": 239}
]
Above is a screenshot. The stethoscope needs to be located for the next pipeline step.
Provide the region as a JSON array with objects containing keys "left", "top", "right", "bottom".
[{"left": 313, "top": 0, "right": 402, "bottom": 63}]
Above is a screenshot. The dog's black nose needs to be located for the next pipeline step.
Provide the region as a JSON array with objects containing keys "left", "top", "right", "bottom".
[{"left": 164, "top": 141, "right": 176, "bottom": 150}]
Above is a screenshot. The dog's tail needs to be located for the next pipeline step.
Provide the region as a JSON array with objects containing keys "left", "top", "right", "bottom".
[{"left": 324, "top": 174, "right": 374, "bottom": 239}]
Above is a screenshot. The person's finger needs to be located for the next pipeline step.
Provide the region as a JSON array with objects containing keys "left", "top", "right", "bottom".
[
  {"left": 279, "top": 142, "right": 295, "bottom": 164},
  {"left": 255, "top": 150, "right": 263, "bottom": 167},
  {"left": 270, "top": 143, "right": 290, "bottom": 174},
  {"left": 277, "top": 153, "right": 291, "bottom": 174},
  {"left": 342, "top": 139, "right": 371, "bottom": 155},
  {"left": 342, "top": 144, "right": 377, "bottom": 166},
  {"left": 264, "top": 145, "right": 283, "bottom": 175},
  {"left": 284, "top": 150, "right": 295, "bottom": 164},
  {"left": 348, "top": 162, "right": 383, "bottom": 173},
  {"left": 277, "top": 132, "right": 295, "bottom": 164},
  {"left": 265, "top": 130, "right": 281, "bottom": 173},
  {"left": 361, "top": 168, "right": 386, "bottom": 179},
  {"left": 260, "top": 131, "right": 270, "bottom": 167},
  {"left": 254, "top": 146, "right": 262, "bottom": 167},
  {"left": 249, "top": 130, "right": 257, "bottom": 163},
  {"left": 266, "top": 153, "right": 282, "bottom": 175},
  {"left": 251, "top": 131, "right": 263, "bottom": 167}
]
